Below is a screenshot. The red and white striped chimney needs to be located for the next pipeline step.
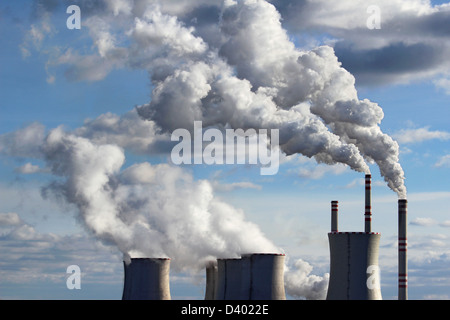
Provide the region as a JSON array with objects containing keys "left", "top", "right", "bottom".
[
  {"left": 365, "top": 174, "right": 372, "bottom": 233},
  {"left": 398, "top": 199, "right": 408, "bottom": 300},
  {"left": 331, "top": 201, "right": 338, "bottom": 232}
]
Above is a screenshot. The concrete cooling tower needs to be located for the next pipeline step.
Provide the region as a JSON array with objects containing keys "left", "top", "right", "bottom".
[
  {"left": 122, "top": 258, "right": 171, "bottom": 300},
  {"left": 215, "top": 258, "right": 244, "bottom": 300},
  {"left": 326, "top": 175, "right": 382, "bottom": 300},
  {"left": 204, "top": 261, "right": 218, "bottom": 300},
  {"left": 326, "top": 231, "right": 382, "bottom": 300},
  {"left": 214, "top": 254, "right": 286, "bottom": 300}
]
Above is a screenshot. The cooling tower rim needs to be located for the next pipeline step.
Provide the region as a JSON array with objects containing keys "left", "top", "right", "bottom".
[
  {"left": 216, "top": 253, "right": 286, "bottom": 261},
  {"left": 328, "top": 232, "right": 380, "bottom": 235},
  {"left": 126, "top": 257, "right": 171, "bottom": 261},
  {"left": 241, "top": 253, "right": 286, "bottom": 257},
  {"left": 216, "top": 257, "right": 242, "bottom": 261}
]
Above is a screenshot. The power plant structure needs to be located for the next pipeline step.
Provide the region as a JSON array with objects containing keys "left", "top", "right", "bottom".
[
  {"left": 214, "top": 253, "right": 286, "bottom": 300},
  {"left": 398, "top": 199, "right": 408, "bottom": 300},
  {"left": 122, "top": 258, "right": 171, "bottom": 300},
  {"left": 326, "top": 174, "right": 383, "bottom": 300},
  {"left": 119, "top": 174, "right": 408, "bottom": 301},
  {"left": 204, "top": 260, "right": 218, "bottom": 300},
  {"left": 121, "top": 254, "right": 286, "bottom": 300}
]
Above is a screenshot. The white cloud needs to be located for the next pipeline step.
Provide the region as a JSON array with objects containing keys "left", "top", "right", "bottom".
[
  {"left": 294, "top": 164, "right": 348, "bottom": 180},
  {"left": 434, "top": 77, "right": 450, "bottom": 95},
  {"left": 423, "top": 294, "right": 450, "bottom": 300},
  {"left": 393, "top": 127, "right": 450, "bottom": 144},
  {"left": 410, "top": 217, "right": 437, "bottom": 227},
  {"left": 212, "top": 181, "right": 262, "bottom": 192},
  {"left": 0, "top": 122, "right": 46, "bottom": 158},
  {"left": 410, "top": 217, "right": 450, "bottom": 228},
  {"left": 0, "top": 213, "right": 22, "bottom": 226},
  {"left": 0, "top": 221, "right": 121, "bottom": 288},
  {"left": 439, "top": 220, "right": 450, "bottom": 228},
  {"left": 435, "top": 155, "right": 450, "bottom": 168},
  {"left": 273, "top": 0, "right": 450, "bottom": 86},
  {"left": 14, "top": 163, "right": 43, "bottom": 174},
  {"left": 20, "top": 11, "right": 54, "bottom": 58}
]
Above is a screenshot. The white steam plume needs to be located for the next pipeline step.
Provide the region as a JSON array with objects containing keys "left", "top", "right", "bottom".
[
  {"left": 40, "top": 127, "right": 279, "bottom": 271},
  {"left": 41, "top": 0, "right": 406, "bottom": 196},
  {"left": 133, "top": 0, "right": 406, "bottom": 197},
  {"left": 284, "top": 259, "right": 329, "bottom": 300}
]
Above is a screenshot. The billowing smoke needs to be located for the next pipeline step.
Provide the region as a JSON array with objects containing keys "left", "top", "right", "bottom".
[
  {"left": 38, "top": 0, "right": 406, "bottom": 196},
  {"left": 284, "top": 259, "right": 329, "bottom": 300},
  {"left": 132, "top": 0, "right": 406, "bottom": 198},
  {"left": 40, "top": 126, "right": 279, "bottom": 271}
]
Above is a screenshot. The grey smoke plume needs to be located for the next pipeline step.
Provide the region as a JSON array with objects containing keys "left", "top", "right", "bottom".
[
  {"left": 40, "top": 126, "right": 279, "bottom": 271},
  {"left": 133, "top": 0, "right": 406, "bottom": 198},
  {"left": 34, "top": 0, "right": 406, "bottom": 197}
]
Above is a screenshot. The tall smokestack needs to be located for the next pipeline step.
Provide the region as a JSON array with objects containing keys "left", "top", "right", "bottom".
[
  {"left": 365, "top": 174, "right": 372, "bottom": 233},
  {"left": 331, "top": 201, "right": 338, "bottom": 232},
  {"left": 398, "top": 199, "right": 408, "bottom": 300},
  {"left": 204, "top": 261, "right": 218, "bottom": 300},
  {"left": 122, "top": 258, "right": 171, "bottom": 300}
]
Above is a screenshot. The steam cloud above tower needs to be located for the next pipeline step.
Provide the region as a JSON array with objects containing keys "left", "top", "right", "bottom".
[
  {"left": 26, "top": 0, "right": 406, "bottom": 198},
  {"left": 84, "top": 0, "right": 406, "bottom": 197},
  {"left": 40, "top": 127, "right": 280, "bottom": 270}
]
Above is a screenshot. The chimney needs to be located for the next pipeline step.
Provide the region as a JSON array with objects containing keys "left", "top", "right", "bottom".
[
  {"left": 398, "top": 199, "right": 408, "bottom": 300},
  {"left": 365, "top": 174, "right": 372, "bottom": 233},
  {"left": 122, "top": 258, "right": 171, "bottom": 300},
  {"left": 331, "top": 201, "right": 338, "bottom": 232},
  {"left": 326, "top": 181, "right": 382, "bottom": 300}
]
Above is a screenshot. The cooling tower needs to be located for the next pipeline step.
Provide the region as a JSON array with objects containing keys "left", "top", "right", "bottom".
[
  {"left": 215, "top": 258, "right": 243, "bottom": 300},
  {"left": 326, "top": 232, "right": 382, "bottom": 300},
  {"left": 122, "top": 258, "right": 171, "bottom": 300},
  {"left": 398, "top": 199, "right": 408, "bottom": 300},
  {"left": 240, "top": 253, "right": 286, "bottom": 300},
  {"left": 215, "top": 254, "right": 286, "bottom": 300},
  {"left": 204, "top": 260, "right": 218, "bottom": 300},
  {"left": 326, "top": 178, "right": 382, "bottom": 300}
]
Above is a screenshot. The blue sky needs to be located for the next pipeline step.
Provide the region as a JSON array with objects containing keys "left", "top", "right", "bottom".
[{"left": 1, "top": 0, "right": 450, "bottom": 300}]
